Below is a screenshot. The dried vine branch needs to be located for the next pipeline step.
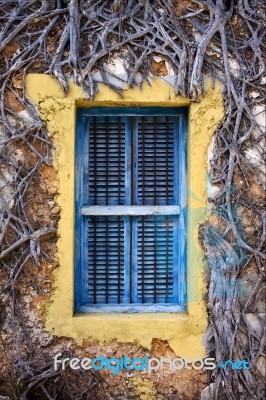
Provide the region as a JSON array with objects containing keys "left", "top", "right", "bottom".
[{"left": 0, "top": 1, "right": 265, "bottom": 399}]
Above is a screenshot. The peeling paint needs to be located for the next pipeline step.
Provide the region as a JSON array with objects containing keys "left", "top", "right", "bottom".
[{"left": 25, "top": 74, "right": 224, "bottom": 359}]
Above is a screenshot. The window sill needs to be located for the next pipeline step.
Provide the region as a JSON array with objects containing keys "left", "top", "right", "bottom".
[{"left": 76, "top": 304, "right": 186, "bottom": 313}]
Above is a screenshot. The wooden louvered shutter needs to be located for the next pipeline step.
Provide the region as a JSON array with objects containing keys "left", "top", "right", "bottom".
[
  {"left": 133, "top": 216, "right": 177, "bottom": 304},
  {"left": 88, "top": 216, "right": 125, "bottom": 304},
  {"left": 88, "top": 116, "right": 127, "bottom": 206},
  {"left": 75, "top": 108, "right": 187, "bottom": 313},
  {"left": 134, "top": 116, "right": 177, "bottom": 206},
  {"left": 85, "top": 116, "right": 130, "bottom": 307},
  {"left": 131, "top": 116, "right": 179, "bottom": 305}
]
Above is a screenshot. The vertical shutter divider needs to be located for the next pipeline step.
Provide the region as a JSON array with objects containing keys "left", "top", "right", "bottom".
[
  {"left": 153, "top": 117, "right": 157, "bottom": 303},
  {"left": 93, "top": 117, "right": 97, "bottom": 304},
  {"left": 176, "top": 115, "right": 188, "bottom": 307},
  {"left": 105, "top": 117, "right": 109, "bottom": 303},
  {"left": 74, "top": 114, "right": 90, "bottom": 310},
  {"left": 173, "top": 117, "right": 179, "bottom": 303},
  {"left": 93, "top": 217, "right": 97, "bottom": 303},
  {"left": 118, "top": 117, "right": 121, "bottom": 303},
  {"left": 166, "top": 117, "right": 169, "bottom": 302},
  {"left": 123, "top": 116, "right": 132, "bottom": 303},
  {"left": 131, "top": 116, "right": 138, "bottom": 303},
  {"left": 173, "top": 216, "right": 179, "bottom": 303},
  {"left": 82, "top": 117, "right": 90, "bottom": 306},
  {"left": 141, "top": 117, "right": 145, "bottom": 303},
  {"left": 141, "top": 216, "right": 145, "bottom": 303},
  {"left": 141, "top": 117, "right": 145, "bottom": 205}
]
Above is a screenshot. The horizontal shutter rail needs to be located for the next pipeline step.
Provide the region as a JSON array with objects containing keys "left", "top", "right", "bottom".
[
  {"left": 78, "top": 107, "right": 187, "bottom": 117},
  {"left": 81, "top": 205, "right": 180, "bottom": 216}
]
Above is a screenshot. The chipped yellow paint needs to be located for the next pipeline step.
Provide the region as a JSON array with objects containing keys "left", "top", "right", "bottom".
[
  {"left": 26, "top": 74, "right": 224, "bottom": 358},
  {"left": 130, "top": 377, "right": 159, "bottom": 400}
]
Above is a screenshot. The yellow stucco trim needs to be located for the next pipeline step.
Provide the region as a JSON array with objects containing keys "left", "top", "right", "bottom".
[{"left": 26, "top": 74, "right": 224, "bottom": 359}]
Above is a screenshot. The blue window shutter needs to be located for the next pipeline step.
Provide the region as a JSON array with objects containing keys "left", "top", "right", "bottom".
[
  {"left": 86, "top": 116, "right": 130, "bottom": 305},
  {"left": 131, "top": 215, "right": 178, "bottom": 304},
  {"left": 88, "top": 116, "right": 127, "bottom": 206},
  {"left": 88, "top": 216, "right": 125, "bottom": 304},
  {"left": 131, "top": 116, "right": 179, "bottom": 304},
  {"left": 75, "top": 108, "right": 187, "bottom": 312},
  {"left": 134, "top": 116, "right": 177, "bottom": 206}
]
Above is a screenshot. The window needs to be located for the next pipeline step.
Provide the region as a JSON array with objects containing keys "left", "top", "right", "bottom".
[{"left": 75, "top": 107, "right": 188, "bottom": 313}]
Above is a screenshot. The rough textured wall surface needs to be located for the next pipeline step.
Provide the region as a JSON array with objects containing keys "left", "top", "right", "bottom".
[
  {"left": 0, "top": 1, "right": 265, "bottom": 399},
  {"left": 24, "top": 75, "right": 224, "bottom": 360},
  {"left": 1, "top": 74, "right": 217, "bottom": 399}
]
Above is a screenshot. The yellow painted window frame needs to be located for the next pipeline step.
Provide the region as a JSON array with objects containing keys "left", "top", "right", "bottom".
[{"left": 26, "top": 74, "right": 224, "bottom": 359}]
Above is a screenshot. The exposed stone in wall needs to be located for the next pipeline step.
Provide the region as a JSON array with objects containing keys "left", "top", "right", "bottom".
[
  {"left": 0, "top": 87, "right": 208, "bottom": 400},
  {"left": 0, "top": 1, "right": 265, "bottom": 398}
]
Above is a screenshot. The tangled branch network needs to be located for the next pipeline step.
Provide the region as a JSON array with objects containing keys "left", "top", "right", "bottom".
[{"left": 0, "top": 1, "right": 265, "bottom": 399}]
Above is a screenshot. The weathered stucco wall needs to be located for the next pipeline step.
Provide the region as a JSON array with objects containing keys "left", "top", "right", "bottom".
[
  {"left": 25, "top": 74, "right": 224, "bottom": 359},
  {"left": 1, "top": 1, "right": 265, "bottom": 398}
]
